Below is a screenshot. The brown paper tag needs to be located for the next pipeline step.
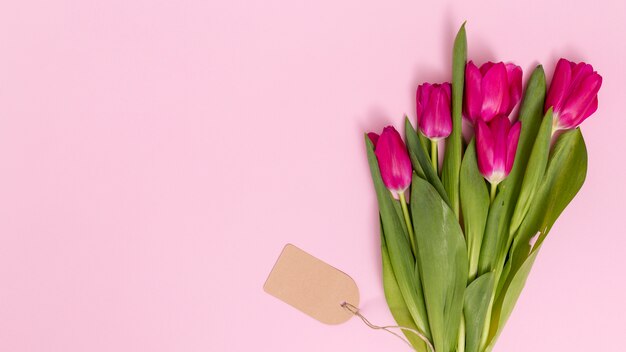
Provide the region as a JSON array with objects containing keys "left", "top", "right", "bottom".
[{"left": 263, "top": 244, "right": 360, "bottom": 325}]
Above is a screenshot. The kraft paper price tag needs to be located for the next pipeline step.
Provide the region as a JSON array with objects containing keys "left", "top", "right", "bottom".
[{"left": 263, "top": 244, "right": 360, "bottom": 325}]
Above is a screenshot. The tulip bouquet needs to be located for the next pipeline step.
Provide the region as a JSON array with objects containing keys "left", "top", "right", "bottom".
[{"left": 365, "top": 24, "right": 601, "bottom": 352}]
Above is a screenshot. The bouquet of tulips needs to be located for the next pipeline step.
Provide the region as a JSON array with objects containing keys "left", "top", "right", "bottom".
[{"left": 365, "top": 24, "right": 601, "bottom": 352}]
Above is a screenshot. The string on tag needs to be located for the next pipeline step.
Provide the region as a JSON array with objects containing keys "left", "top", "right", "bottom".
[{"left": 341, "top": 302, "right": 435, "bottom": 352}]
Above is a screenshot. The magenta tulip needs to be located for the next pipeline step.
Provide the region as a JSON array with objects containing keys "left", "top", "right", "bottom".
[
  {"left": 368, "top": 126, "right": 412, "bottom": 195},
  {"left": 475, "top": 115, "right": 521, "bottom": 186},
  {"left": 416, "top": 83, "right": 452, "bottom": 141},
  {"left": 464, "top": 61, "right": 523, "bottom": 124},
  {"left": 546, "top": 58, "right": 602, "bottom": 131}
]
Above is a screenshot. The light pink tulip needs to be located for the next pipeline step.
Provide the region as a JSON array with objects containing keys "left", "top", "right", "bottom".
[
  {"left": 416, "top": 83, "right": 452, "bottom": 141},
  {"left": 546, "top": 58, "right": 602, "bottom": 131},
  {"left": 368, "top": 127, "right": 412, "bottom": 195},
  {"left": 475, "top": 115, "right": 521, "bottom": 185},
  {"left": 464, "top": 61, "right": 523, "bottom": 124}
]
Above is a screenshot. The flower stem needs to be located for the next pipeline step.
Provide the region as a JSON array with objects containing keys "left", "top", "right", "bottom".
[
  {"left": 430, "top": 140, "right": 438, "bottom": 175},
  {"left": 490, "top": 182, "right": 498, "bottom": 202},
  {"left": 398, "top": 191, "right": 416, "bottom": 253},
  {"left": 458, "top": 314, "right": 466, "bottom": 352}
]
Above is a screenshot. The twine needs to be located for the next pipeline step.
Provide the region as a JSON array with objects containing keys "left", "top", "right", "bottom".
[{"left": 340, "top": 302, "right": 435, "bottom": 352}]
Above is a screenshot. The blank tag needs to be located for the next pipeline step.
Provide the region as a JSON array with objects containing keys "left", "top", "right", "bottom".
[{"left": 263, "top": 244, "right": 360, "bottom": 325}]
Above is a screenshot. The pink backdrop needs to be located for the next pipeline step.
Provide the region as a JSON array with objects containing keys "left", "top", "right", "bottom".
[{"left": 1, "top": 0, "right": 625, "bottom": 351}]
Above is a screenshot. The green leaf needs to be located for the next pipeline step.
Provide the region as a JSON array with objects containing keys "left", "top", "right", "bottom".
[
  {"left": 405, "top": 117, "right": 450, "bottom": 206},
  {"left": 464, "top": 272, "right": 495, "bottom": 352},
  {"left": 535, "top": 128, "right": 588, "bottom": 243},
  {"left": 411, "top": 176, "right": 468, "bottom": 352},
  {"left": 365, "top": 136, "right": 431, "bottom": 340},
  {"left": 487, "top": 129, "right": 588, "bottom": 349},
  {"left": 485, "top": 246, "right": 541, "bottom": 352},
  {"left": 512, "top": 128, "right": 588, "bottom": 256},
  {"left": 460, "top": 139, "right": 489, "bottom": 280},
  {"left": 509, "top": 108, "right": 553, "bottom": 234},
  {"left": 381, "top": 223, "right": 428, "bottom": 352},
  {"left": 441, "top": 22, "right": 467, "bottom": 219}
]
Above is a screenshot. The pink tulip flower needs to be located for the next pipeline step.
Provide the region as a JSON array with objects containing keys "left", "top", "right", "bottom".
[
  {"left": 416, "top": 83, "right": 453, "bottom": 141},
  {"left": 464, "top": 61, "right": 523, "bottom": 124},
  {"left": 546, "top": 58, "right": 602, "bottom": 131},
  {"left": 475, "top": 115, "right": 521, "bottom": 186},
  {"left": 368, "top": 127, "right": 412, "bottom": 195}
]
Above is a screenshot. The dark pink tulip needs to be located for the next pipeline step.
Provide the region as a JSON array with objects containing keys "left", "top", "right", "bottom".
[
  {"left": 464, "top": 61, "right": 523, "bottom": 124},
  {"left": 368, "top": 126, "right": 412, "bottom": 195},
  {"left": 416, "top": 82, "right": 452, "bottom": 141},
  {"left": 475, "top": 115, "right": 521, "bottom": 185},
  {"left": 546, "top": 58, "right": 602, "bottom": 131}
]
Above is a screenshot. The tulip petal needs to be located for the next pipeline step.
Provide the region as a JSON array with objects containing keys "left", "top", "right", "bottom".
[
  {"left": 505, "top": 64, "right": 523, "bottom": 115},
  {"left": 480, "top": 63, "right": 509, "bottom": 122},
  {"left": 464, "top": 62, "right": 483, "bottom": 124},
  {"left": 564, "top": 62, "right": 594, "bottom": 99},
  {"left": 442, "top": 82, "right": 452, "bottom": 100},
  {"left": 479, "top": 62, "right": 495, "bottom": 76},
  {"left": 489, "top": 116, "right": 511, "bottom": 177},
  {"left": 368, "top": 132, "right": 380, "bottom": 147},
  {"left": 546, "top": 58, "right": 573, "bottom": 111},
  {"left": 475, "top": 119, "right": 495, "bottom": 181},
  {"left": 505, "top": 121, "right": 521, "bottom": 175},
  {"left": 579, "top": 95, "right": 599, "bottom": 123},
  {"left": 559, "top": 73, "right": 602, "bottom": 128},
  {"left": 417, "top": 83, "right": 433, "bottom": 122},
  {"left": 434, "top": 85, "right": 453, "bottom": 139}
]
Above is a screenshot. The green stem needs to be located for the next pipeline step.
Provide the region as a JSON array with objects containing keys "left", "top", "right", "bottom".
[
  {"left": 430, "top": 139, "right": 438, "bottom": 175},
  {"left": 458, "top": 314, "right": 466, "bottom": 352},
  {"left": 398, "top": 191, "right": 416, "bottom": 253},
  {"left": 490, "top": 181, "right": 498, "bottom": 202},
  {"left": 468, "top": 241, "right": 479, "bottom": 281}
]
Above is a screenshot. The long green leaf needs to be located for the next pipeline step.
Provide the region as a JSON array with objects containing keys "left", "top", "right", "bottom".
[
  {"left": 460, "top": 139, "right": 489, "bottom": 280},
  {"left": 441, "top": 22, "right": 467, "bottom": 218},
  {"left": 411, "top": 176, "right": 468, "bottom": 352},
  {"left": 511, "top": 129, "right": 588, "bottom": 257},
  {"left": 486, "top": 129, "right": 588, "bottom": 349},
  {"left": 535, "top": 128, "right": 588, "bottom": 244},
  {"left": 464, "top": 272, "right": 495, "bottom": 352},
  {"left": 405, "top": 117, "right": 450, "bottom": 206},
  {"left": 365, "top": 136, "right": 431, "bottom": 340},
  {"left": 509, "top": 108, "right": 553, "bottom": 234},
  {"left": 485, "top": 246, "right": 540, "bottom": 352},
  {"left": 381, "top": 224, "right": 428, "bottom": 352}
]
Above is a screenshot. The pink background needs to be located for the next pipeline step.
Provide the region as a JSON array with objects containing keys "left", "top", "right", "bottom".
[{"left": 1, "top": 0, "right": 625, "bottom": 351}]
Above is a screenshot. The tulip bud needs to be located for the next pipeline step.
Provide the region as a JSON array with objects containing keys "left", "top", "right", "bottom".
[
  {"left": 546, "top": 58, "right": 602, "bottom": 132},
  {"left": 464, "top": 61, "right": 522, "bottom": 124},
  {"left": 368, "top": 126, "right": 412, "bottom": 196},
  {"left": 416, "top": 83, "right": 452, "bottom": 141},
  {"left": 475, "top": 115, "right": 521, "bottom": 185}
]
